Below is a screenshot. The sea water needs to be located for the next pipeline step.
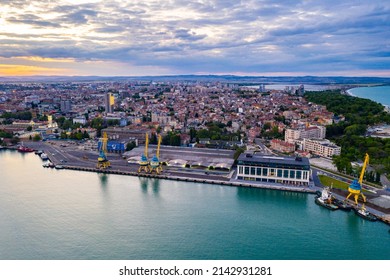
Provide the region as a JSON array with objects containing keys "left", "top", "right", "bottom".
[
  {"left": 348, "top": 86, "right": 390, "bottom": 107},
  {"left": 0, "top": 150, "right": 389, "bottom": 260}
]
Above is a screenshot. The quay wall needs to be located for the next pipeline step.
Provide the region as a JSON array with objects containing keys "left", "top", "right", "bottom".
[{"left": 61, "top": 165, "right": 316, "bottom": 194}]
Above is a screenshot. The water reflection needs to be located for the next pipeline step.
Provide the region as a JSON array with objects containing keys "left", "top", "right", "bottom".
[
  {"left": 99, "top": 174, "right": 108, "bottom": 189},
  {"left": 152, "top": 178, "right": 160, "bottom": 194},
  {"left": 140, "top": 177, "right": 148, "bottom": 193},
  {"left": 139, "top": 177, "right": 160, "bottom": 195},
  {"left": 236, "top": 186, "right": 307, "bottom": 203}
]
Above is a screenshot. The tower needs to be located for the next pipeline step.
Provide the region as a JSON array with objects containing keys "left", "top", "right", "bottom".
[{"left": 105, "top": 93, "right": 115, "bottom": 114}]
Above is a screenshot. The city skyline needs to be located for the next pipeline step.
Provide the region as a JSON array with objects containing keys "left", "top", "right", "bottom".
[{"left": 0, "top": 0, "right": 389, "bottom": 77}]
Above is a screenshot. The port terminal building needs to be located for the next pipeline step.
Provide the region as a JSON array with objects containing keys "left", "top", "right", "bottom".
[
  {"left": 124, "top": 145, "right": 235, "bottom": 171},
  {"left": 236, "top": 154, "right": 311, "bottom": 185}
]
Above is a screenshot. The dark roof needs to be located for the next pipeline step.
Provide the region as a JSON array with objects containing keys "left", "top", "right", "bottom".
[{"left": 237, "top": 153, "right": 310, "bottom": 167}]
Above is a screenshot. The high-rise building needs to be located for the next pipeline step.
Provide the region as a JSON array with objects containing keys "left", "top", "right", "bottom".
[
  {"left": 60, "top": 100, "right": 72, "bottom": 113},
  {"left": 105, "top": 93, "right": 115, "bottom": 114}
]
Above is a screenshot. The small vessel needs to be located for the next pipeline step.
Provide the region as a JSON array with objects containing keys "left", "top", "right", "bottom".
[
  {"left": 48, "top": 162, "right": 55, "bottom": 168},
  {"left": 314, "top": 187, "right": 339, "bottom": 210},
  {"left": 354, "top": 205, "right": 377, "bottom": 221},
  {"left": 55, "top": 165, "right": 64, "bottom": 169},
  {"left": 18, "top": 145, "right": 34, "bottom": 153},
  {"left": 35, "top": 150, "right": 43, "bottom": 155},
  {"left": 40, "top": 153, "right": 48, "bottom": 160},
  {"left": 333, "top": 198, "right": 353, "bottom": 212}
]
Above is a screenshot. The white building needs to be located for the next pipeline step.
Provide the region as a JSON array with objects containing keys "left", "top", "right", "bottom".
[
  {"left": 303, "top": 139, "right": 341, "bottom": 158},
  {"left": 285, "top": 125, "right": 326, "bottom": 143},
  {"left": 73, "top": 116, "right": 87, "bottom": 125}
]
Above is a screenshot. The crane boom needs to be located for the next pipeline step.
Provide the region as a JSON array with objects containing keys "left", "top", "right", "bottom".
[
  {"left": 144, "top": 133, "right": 149, "bottom": 158},
  {"left": 157, "top": 134, "right": 162, "bottom": 158},
  {"left": 359, "top": 153, "right": 369, "bottom": 185},
  {"left": 102, "top": 132, "right": 108, "bottom": 153}
]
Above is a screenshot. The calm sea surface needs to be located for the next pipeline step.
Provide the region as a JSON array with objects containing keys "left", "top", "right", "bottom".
[
  {"left": 348, "top": 86, "right": 390, "bottom": 106},
  {"left": 0, "top": 150, "right": 389, "bottom": 260}
]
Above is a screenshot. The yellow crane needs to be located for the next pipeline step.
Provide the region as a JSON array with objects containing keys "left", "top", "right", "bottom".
[
  {"left": 149, "top": 134, "right": 163, "bottom": 174},
  {"left": 345, "top": 153, "right": 368, "bottom": 205},
  {"left": 138, "top": 133, "right": 150, "bottom": 173},
  {"left": 97, "top": 132, "right": 111, "bottom": 169}
]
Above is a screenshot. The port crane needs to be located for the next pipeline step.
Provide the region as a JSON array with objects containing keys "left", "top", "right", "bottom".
[
  {"left": 149, "top": 134, "right": 163, "bottom": 174},
  {"left": 345, "top": 153, "right": 368, "bottom": 205},
  {"left": 138, "top": 133, "right": 150, "bottom": 173},
  {"left": 97, "top": 132, "right": 111, "bottom": 169}
]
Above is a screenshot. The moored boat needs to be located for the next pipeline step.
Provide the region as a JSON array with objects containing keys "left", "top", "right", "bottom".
[
  {"left": 314, "top": 187, "right": 339, "bottom": 210},
  {"left": 315, "top": 196, "right": 339, "bottom": 210},
  {"left": 18, "top": 145, "right": 34, "bottom": 153},
  {"left": 40, "top": 153, "right": 48, "bottom": 160},
  {"left": 333, "top": 198, "right": 353, "bottom": 212},
  {"left": 354, "top": 206, "right": 377, "bottom": 221},
  {"left": 55, "top": 165, "right": 64, "bottom": 169}
]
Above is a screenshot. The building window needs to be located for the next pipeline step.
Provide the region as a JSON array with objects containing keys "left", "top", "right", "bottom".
[
  {"left": 239, "top": 166, "right": 243, "bottom": 174},
  {"left": 244, "top": 166, "right": 250, "bottom": 175},
  {"left": 290, "top": 170, "right": 295, "bottom": 179},
  {"left": 269, "top": 168, "right": 275, "bottom": 176},
  {"left": 251, "top": 167, "right": 256, "bottom": 175},
  {"left": 262, "top": 168, "right": 268, "bottom": 176},
  {"left": 257, "top": 168, "right": 262, "bottom": 176},
  {"left": 283, "top": 170, "right": 289, "bottom": 178},
  {"left": 296, "top": 171, "right": 302, "bottom": 179},
  {"left": 277, "top": 169, "right": 283, "bottom": 177}
]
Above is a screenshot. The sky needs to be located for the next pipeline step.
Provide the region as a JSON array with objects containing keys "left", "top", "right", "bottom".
[{"left": 0, "top": 0, "right": 389, "bottom": 77}]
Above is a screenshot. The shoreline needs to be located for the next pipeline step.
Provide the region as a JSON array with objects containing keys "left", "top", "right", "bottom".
[
  {"left": 3, "top": 146, "right": 389, "bottom": 226},
  {"left": 346, "top": 86, "right": 390, "bottom": 109}
]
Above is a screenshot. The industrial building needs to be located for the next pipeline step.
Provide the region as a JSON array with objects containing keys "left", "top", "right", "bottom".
[
  {"left": 124, "top": 145, "right": 235, "bottom": 171},
  {"left": 236, "top": 154, "right": 311, "bottom": 185}
]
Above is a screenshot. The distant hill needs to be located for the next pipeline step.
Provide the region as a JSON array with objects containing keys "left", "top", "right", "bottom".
[{"left": 0, "top": 75, "right": 390, "bottom": 84}]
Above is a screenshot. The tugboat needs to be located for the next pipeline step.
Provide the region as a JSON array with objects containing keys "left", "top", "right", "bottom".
[
  {"left": 354, "top": 204, "right": 377, "bottom": 221},
  {"left": 314, "top": 187, "right": 339, "bottom": 210}
]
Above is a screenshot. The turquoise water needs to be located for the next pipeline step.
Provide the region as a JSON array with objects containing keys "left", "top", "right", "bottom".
[
  {"left": 348, "top": 86, "right": 390, "bottom": 106},
  {"left": 0, "top": 150, "right": 389, "bottom": 260}
]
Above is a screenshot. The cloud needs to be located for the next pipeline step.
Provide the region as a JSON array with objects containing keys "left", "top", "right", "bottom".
[
  {"left": 0, "top": 0, "right": 389, "bottom": 76},
  {"left": 6, "top": 14, "right": 62, "bottom": 28}
]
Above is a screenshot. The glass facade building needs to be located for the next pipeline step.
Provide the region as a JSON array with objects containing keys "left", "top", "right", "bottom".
[{"left": 236, "top": 154, "right": 311, "bottom": 185}]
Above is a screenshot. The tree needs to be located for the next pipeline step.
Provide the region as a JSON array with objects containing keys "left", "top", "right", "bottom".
[
  {"left": 10, "top": 137, "right": 19, "bottom": 145},
  {"left": 234, "top": 147, "right": 246, "bottom": 161},
  {"left": 126, "top": 141, "right": 136, "bottom": 151},
  {"left": 33, "top": 134, "right": 41, "bottom": 141},
  {"left": 150, "top": 133, "right": 158, "bottom": 145}
]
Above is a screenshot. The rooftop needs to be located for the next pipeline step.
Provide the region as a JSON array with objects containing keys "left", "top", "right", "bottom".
[{"left": 237, "top": 153, "right": 310, "bottom": 167}]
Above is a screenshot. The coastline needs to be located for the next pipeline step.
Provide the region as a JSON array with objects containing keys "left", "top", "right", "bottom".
[
  {"left": 346, "top": 86, "right": 390, "bottom": 109},
  {"left": 3, "top": 145, "right": 390, "bottom": 225}
]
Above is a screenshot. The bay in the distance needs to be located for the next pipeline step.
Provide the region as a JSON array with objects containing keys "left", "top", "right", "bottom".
[
  {"left": 348, "top": 85, "right": 390, "bottom": 107},
  {"left": 0, "top": 150, "right": 389, "bottom": 260}
]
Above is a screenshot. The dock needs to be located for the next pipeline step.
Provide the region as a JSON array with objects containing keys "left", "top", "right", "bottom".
[{"left": 60, "top": 164, "right": 316, "bottom": 194}]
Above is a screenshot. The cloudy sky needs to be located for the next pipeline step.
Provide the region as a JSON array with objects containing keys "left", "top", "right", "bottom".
[{"left": 0, "top": 0, "right": 389, "bottom": 76}]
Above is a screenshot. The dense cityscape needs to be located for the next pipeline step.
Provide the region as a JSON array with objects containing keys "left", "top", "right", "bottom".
[
  {"left": 1, "top": 0, "right": 389, "bottom": 270},
  {"left": 0, "top": 80, "right": 342, "bottom": 157}
]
